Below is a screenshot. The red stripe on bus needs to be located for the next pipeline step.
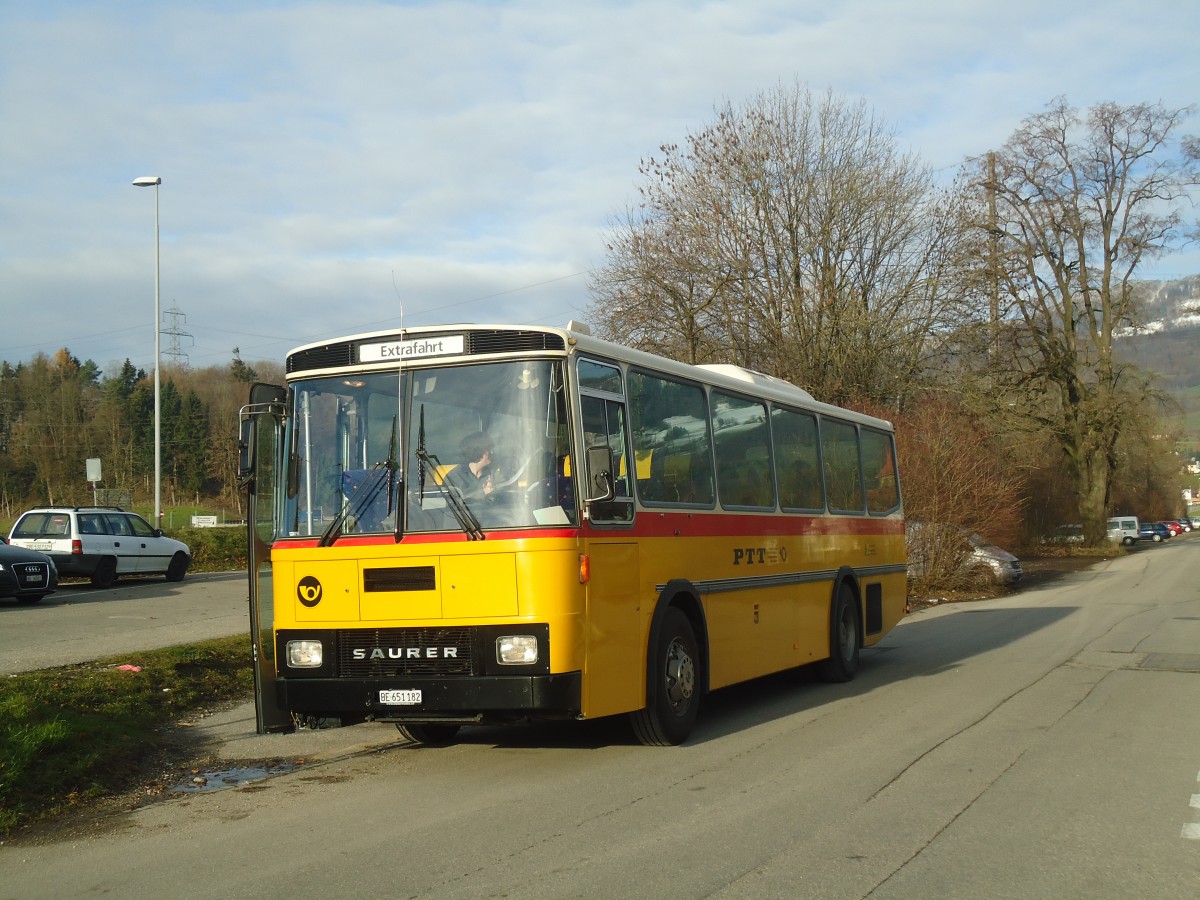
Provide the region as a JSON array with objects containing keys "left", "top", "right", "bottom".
[
  {"left": 277, "top": 512, "right": 899, "bottom": 549},
  {"left": 586, "top": 512, "right": 902, "bottom": 539}
]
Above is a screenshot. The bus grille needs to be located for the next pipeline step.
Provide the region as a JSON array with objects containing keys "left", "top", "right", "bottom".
[{"left": 335, "top": 627, "right": 477, "bottom": 677}]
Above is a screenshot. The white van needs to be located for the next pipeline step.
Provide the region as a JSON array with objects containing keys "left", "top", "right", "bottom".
[{"left": 1106, "top": 516, "right": 1140, "bottom": 546}]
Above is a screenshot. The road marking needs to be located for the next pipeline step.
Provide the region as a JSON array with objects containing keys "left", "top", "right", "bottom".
[{"left": 1186, "top": 776, "right": 1200, "bottom": 839}]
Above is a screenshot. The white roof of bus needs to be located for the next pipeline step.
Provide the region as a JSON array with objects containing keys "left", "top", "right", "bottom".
[{"left": 286, "top": 322, "right": 893, "bottom": 431}]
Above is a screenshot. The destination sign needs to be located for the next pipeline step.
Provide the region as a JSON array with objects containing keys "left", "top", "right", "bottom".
[{"left": 360, "top": 335, "right": 465, "bottom": 362}]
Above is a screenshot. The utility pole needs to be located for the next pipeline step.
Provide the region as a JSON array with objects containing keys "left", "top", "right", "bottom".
[{"left": 987, "top": 151, "right": 1000, "bottom": 359}]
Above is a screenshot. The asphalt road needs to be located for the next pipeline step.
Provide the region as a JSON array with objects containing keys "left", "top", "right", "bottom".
[
  {"left": 0, "top": 571, "right": 250, "bottom": 674},
  {"left": 3, "top": 543, "right": 1200, "bottom": 898}
]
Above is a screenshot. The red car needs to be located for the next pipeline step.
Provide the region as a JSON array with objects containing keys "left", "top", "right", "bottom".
[{"left": 1160, "top": 521, "right": 1183, "bottom": 536}]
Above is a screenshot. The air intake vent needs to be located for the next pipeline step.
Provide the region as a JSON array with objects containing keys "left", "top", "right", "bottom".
[
  {"left": 468, "top": 331, "right": 566, "bottom": 354},
  {"left": 287, "top": 343, "right": 356, "bottom": 373},
  {"left": 364, "top": 566, "right": 436, "bottom": 593}
]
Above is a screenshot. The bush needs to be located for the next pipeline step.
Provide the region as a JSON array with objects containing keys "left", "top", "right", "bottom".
[{"left": 169, "top": 525, "right": 247, "bottom": 572}]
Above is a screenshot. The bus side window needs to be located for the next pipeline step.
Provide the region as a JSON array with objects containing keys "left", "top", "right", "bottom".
[
  {"left": 862, "top": 428, "right": 900, "bottom": 513},
  {"left": 822, "top": 418, "right": 864, "bottom": 514},
  {"left": 712, "top": 390, "right": 773, "bottom": 509},
  {"left": 772, "top": 407, "right": 823, "bottom": 511},
  {"left": 628, "top": 370, "right": 714, "bottom": 507}
]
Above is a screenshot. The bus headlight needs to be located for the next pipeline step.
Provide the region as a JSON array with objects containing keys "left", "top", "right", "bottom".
[
  {"left": 496, "top": 635, "right": 538, "bottom": 665},
  {"left": 287, "top": 640, "right": 324, "bottom": 668}
]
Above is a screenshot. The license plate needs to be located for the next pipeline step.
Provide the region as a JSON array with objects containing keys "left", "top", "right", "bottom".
[
  {"left": 22, "top": 573, "right": 45, "bottom": 584},
  {"left": 379, "top": 689, "right": 422, "bottom": 706},
  {"left": 27, "top": 542, "right": 52, "bottom": 551}
]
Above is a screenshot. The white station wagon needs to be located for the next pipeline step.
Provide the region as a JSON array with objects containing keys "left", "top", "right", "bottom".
[{"left": 8, "top": 506, "right": 191, "bottom": 588}]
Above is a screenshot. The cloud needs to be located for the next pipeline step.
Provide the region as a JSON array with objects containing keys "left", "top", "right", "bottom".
[{"left": 1, "top": 0, "right": 1197, "bottom": 372}]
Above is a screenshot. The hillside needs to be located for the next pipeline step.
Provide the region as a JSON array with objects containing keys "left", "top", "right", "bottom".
[{"left": 1118, "top": 276, "right": 1200, "bottom": 445}]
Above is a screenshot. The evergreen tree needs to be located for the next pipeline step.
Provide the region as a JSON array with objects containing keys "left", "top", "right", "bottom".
[
  {"left": 230, "top": 347, "right": 258, "bottom": 384},
  {"left": 173, "top": 390, "right": 210, "bottom": 493}
]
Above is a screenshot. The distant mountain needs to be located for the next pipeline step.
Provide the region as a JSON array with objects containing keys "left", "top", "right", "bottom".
[
  {"left": 1118, "top": 277, "right": 1200, "bottom": 446},
  {"left": 1129, "top": 276, "right": 1200, "bottom": 335},
  {"left": 1119, "top": 277, "right": 1200, "bottom": 394}
]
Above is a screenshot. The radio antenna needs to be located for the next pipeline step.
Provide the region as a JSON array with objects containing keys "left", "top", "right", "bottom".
[{"left": 391, "top": 269, "right": 405, "bottom": 333}]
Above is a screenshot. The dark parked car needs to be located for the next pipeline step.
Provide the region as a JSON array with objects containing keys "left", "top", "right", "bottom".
[
  {"left": 1139, "top": 522, "right": 1171, "bottom": 543},
  {"left": 0, "top": 536, "right": 58, "bottom": 604}
]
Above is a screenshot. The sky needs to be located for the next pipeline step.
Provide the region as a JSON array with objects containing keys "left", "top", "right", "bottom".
[{"left": 2, "top": 0, "right": 1198, "bottom": 377}]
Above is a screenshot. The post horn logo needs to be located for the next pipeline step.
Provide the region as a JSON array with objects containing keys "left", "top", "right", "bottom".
[{"left": 297, "top": 576, "right": 323, "bottom": 607}]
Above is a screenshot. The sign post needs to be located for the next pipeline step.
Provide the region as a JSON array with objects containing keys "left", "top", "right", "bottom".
[{"left": 85, "top": 458, "right": 102, "bottom": 505}]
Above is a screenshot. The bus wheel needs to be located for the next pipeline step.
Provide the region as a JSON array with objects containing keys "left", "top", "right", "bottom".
[
  {"left": 396, "top": 723, "right": 460, "bottom": 746},
  {"left": 91, "top": 557, "right": 118, "bottom": 589},
  {"left": 817, "top": 583, "right": 860, "bottom": 683},
  {"left": 630, "top": 607, "right": 700, "bottom": 746}
]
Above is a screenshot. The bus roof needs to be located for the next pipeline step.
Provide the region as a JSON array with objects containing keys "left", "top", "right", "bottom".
[{"left": 286, "top": 321, "right": 894, "bottom": 431}]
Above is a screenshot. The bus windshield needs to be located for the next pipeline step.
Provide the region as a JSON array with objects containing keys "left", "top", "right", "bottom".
[{"left": 281, "top": 359, "right": 576, "bottom": 538}]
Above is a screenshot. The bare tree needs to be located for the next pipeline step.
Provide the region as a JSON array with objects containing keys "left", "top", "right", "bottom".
[
  {"left": 589, "top": 82, "right": 976, "bottom": 407},
  {"left": 8, "top": 350, "right": 99, "bottom": 504},
  {"left": 890, "top": 396, "right": 1026, "bottom": 591},
  {"left": 966, "top": 98, "right": 1198, "bottom": 542}
]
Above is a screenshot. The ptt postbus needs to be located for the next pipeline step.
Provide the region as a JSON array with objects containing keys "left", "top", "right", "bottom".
[{"left": 238, "top": 321, "right": 907, "bottom": 745}]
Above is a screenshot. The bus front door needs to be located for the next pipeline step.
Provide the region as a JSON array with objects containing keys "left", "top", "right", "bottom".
[{"left": 240, "top": 383, "right": 293, "bottom": 734}]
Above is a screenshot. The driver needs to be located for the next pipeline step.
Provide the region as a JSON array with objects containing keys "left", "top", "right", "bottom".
[{"left": 445, "top": 432, "right": 495, "bottom": 500}]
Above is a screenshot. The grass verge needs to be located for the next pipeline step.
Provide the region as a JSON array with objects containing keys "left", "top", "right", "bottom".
[{"left": 0, "top": 634, "right": 254, "bottom": 835}]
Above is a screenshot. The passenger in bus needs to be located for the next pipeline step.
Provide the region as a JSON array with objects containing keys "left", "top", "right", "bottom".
[{"left": 445, "top": 432, "right": 495, "bottom": 501}]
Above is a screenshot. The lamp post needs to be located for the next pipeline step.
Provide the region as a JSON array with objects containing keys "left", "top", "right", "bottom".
[{"left": 132, "top": 176, "right": 162, "bottom": 526}]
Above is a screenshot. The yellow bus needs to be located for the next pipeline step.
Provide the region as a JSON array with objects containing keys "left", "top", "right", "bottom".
[{"left": 239, "top": 321, "right": 906, "bottom": 744}]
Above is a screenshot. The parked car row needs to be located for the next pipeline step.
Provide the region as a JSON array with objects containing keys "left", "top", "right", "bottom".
[
  {"left": 911, "top": 512, "right": 1197, "bottom": 591},
  {"left": 1138, "top": 518, "right": 1195, "bottom": 542},
  {"left": 5, "top": 506, "right": 191, "bottom": 594},
  {"left": 1106, "top": 516, "right": 1193, "bottom": 546}
]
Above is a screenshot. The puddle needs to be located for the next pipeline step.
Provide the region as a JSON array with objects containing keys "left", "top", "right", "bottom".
[{"left": 171, "top": 762, "right": 298, "bottom": 794}]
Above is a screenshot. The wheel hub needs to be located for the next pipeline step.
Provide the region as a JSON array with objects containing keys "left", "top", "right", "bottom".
[{"left": 665, "top": 639, "right": 695, "bottom": 711}]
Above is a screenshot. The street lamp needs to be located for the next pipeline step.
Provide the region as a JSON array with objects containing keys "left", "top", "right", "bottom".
[{"left": 132, "top": 176, "right": 162, "bottom": 526}]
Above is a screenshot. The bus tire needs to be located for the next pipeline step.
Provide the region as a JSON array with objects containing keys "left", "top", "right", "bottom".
[
  {"left": 395, "top": 723, "right": 460, "bottom": 746},
  {"left": 91, "top": 557, "right": 118, "bottom": 589},
  {"left": 630, "top": 607, "right": 700, "bottom": 746},
  {"left": 817, "top": 582, "right": 860, "bottom": 683}
]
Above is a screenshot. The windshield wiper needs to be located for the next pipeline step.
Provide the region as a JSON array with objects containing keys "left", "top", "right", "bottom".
[
  {"left": 415, "top": 446, "right": 485, "bottom": 541},
  {"left": 318, "top": 426, "right": 400, "bottom": 548},
  {"left": 317, "top": 461, "right": 384, "bottom": 546}
]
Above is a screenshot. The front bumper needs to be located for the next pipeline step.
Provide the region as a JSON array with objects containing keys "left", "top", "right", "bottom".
[
  {"left": 45, "top": 553, "right": 101, "bottom": 578},
  {"left": 276, "top": 672, "right": 582, "bottom": 723}
]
